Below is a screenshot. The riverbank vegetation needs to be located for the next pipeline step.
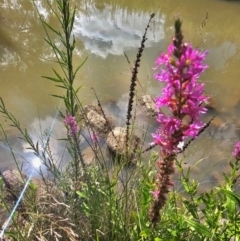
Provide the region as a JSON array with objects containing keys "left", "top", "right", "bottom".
[{"left": 0, "top": 0, "right": 239, "bottom": 240}]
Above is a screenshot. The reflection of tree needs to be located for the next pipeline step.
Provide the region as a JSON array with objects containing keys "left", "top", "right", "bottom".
[
  {"left": 0, "top": 0, "right": 84, "bottom": 68},
  {"left": 92, "top": 0, "right": 158, "bottom": 13},
  {"left": 0, "top": 1, "right": 44, "bottom": 67},
  {"left": 0, "top": 1, "right": 65, "bottom": 124},
  {"left": 0, "top": 0, "right": 161, "bottom": 123},
  {"left": 0, "top": 0, "right": 163, "bottom": 66}
]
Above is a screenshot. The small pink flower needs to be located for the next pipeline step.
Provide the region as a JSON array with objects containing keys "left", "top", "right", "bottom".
[
  {"left": 233, "top": 142, "right": 240, "bottom": 159},
  {"left": 150, "top": 190, "right": 160, "bottom": 199},
  {"left": 64, "top": 115, "right": 78, "bottom": 136},
  {"left": 90, "top": 132, "right": 99, "bottom": 144},
  {"left": 183, "top": 123, "right": 203, "bottom": 138}
]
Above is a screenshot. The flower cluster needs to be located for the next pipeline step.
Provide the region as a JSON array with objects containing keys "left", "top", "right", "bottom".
[
  {"left": 233, "top": 141, "right": 240, "bottom": 160},
  {"left": 64, "top": 115, "right": 78, "bottom": 136},
  {"left": 153, "top": 42, "right": 208, "bottom": 153},
  {"left": 149, "top": 19, "right": 208, "bottom": 225}
]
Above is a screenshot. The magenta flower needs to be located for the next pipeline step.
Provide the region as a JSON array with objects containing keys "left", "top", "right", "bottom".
[
  {"left": 90, "top": 132, "right": 100, "bottom": 144},
  {"left": 149, "top": 19, "right": 208, "bottom": 225},
  {"left": 183, "top": 122, "right": 203, "bottom": 138},
  {"left": 150, "top": 190, "right": 160, "bottom": 199},
  {"left": 156, "top": 115, "right": 181, "bottom": 135},
  {"left": 64, "top": 115, "right": 78, "bottom": 136},
  {"left": 153, "top": 41, "right": 208, "bottom": 153},
  {"left": 233, "top": 142, "right": 240, "bottom": 159}
]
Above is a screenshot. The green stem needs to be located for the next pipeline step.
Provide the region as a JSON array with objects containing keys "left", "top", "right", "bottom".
[{"left": 62, "top": 0, "right": 75, "bottom": 115}]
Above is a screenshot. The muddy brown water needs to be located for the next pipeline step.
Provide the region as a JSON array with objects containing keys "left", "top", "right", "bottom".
[{"left": 0, "top": 0, "right": 240, "bottom": 191}]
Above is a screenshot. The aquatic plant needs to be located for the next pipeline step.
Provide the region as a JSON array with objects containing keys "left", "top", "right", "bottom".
[{"left": 149, "top": 19, "right": 209, "bottom": 225}]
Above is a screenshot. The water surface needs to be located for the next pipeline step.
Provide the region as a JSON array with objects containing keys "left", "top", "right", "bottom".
[{"left": 1, "top": 0, "right": 240, "bottom": 191}]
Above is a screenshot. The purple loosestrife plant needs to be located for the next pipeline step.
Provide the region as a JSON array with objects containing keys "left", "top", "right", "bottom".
[
  {"left": 149, "top": 19, "right": 208, "bottom": 225},
  {"left": 233, "top": 141, "right": 240, "bottom": 160},
  {"left": 63, "top": 114, "right": 87, "bottom": 173},
  {"left": 64, "top": 115, "right": 79, "bottom": 136}
]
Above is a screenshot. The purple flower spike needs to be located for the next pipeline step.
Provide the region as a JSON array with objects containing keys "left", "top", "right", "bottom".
[
  {"left": 149, "top": 20, "right": 209, "bottom": 225},
  {"left": 64, "top": 115, "right": 78, "bottom": 136},
  {"left": 233, "top": 142, "right": 240, "bottom": 159},
  {"left": 153, "top": 41, "right": 208, "bottom": 153}
]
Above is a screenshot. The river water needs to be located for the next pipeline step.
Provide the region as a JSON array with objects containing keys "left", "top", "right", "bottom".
[{"left": 0, "top": 0, "right": 240, "bottom": 191}]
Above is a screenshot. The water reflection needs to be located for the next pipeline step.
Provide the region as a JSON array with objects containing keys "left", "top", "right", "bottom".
[
  {"left": 207, "top": 41, "right": 237, "bottom": 70},
  {"left": 74, "top": 3, "right": 165, "bottom": 58},
  {"left": 0, "top": 115, "right": 70, "bottom": 176}
]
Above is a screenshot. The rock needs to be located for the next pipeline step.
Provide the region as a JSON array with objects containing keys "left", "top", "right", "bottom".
[
  {"left": 82, "top": 147, "right": 96, "bottom": 166},
  {"left": 83, "top": 104, "right": 102, "bottom": 116},
  {"left": 106, "top": 127, "right": 141, "bottom": 162},
  {"left": 86, "top": 109, "right": 113, "bottom": 138},
  {"left": 138, "top": 95, "right": 158, "bottom": 118},
  {"left": 1, "top": 169, "right": 26, "bottom": 198},
  {"left": 82, "top": 146, "right": 109, "bottom": 166}
]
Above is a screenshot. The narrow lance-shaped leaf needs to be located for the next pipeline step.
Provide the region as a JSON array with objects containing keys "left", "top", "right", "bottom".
[
  {"left": 52, "top": 69, "right": 65, "bottom": 82},
  {"left": 73, "top": 56, "right": 88, "bottom": 78},
  {"left": 183, "top": 216, "right": 212, "bottom": 238},
  {"left": 218, "top": 188, "right": 240, "bottom": 206},
  {"left": 69, "top": 8, "right": 76, "bottom": 33},
  {"left": 42, "top": 76, "right": 62, "bottom": 83},
  {"left": 51, "top": 94, "right": 65, "bottom": 100},
  {"left": 43, "top": 21, "right": 62, "bottom": 36}
]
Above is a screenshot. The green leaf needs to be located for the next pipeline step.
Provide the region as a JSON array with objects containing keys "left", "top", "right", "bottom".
[
  {"left": 183, "top": 217, "right": 212, "bottom": 238},
  {"left": 83, "top": 202, "right": 90, "bottom": 211},
  {"left": 42, "top": 76, "right": 62, "bottom": 83},
  {"left": 43, "top": 38, "right": 61, "bottom": 54},
  {"left": 43, "top": 21, "right": 61, "bottom": 36},
  {"left": 0, "top": 177, "right": 3, "bottom": 187},
  {"left": 140, "top": 229, "right": 151, "bottom": 237},
  {"left": 52, "top": 69, "right": 64, "bottom": 82},
  {"left": 76, "top": 191, "right": 87, "bottom": 199},
  {"left": 51, "top": 94, "right": 65, "bottom": 100},
  {"left": 75, "top": 85, "right": 82, "bottom": 94},
  {"left": 181, "top": 177, "right": 190, "bottom": 193},
  {"left": 154, "top": 238, "right": 163, "bottom": 241},
  {"left": 4, "top": 230, "right": 21, "bottom": 241},
  {"left": 218, "top": 188, "right": 240, "bottom": 206},
  {"left": 55, "top": 85, "right": 68, "bottom": 89},
  {"left": 69, "top": 8, "right": 76, "bottom": 33},
  {"left": 167, "top": 229, "right": 177, "bottom": 237},
  {"left": 73, "top": 56, "right": 88, "bottom": 78}
]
